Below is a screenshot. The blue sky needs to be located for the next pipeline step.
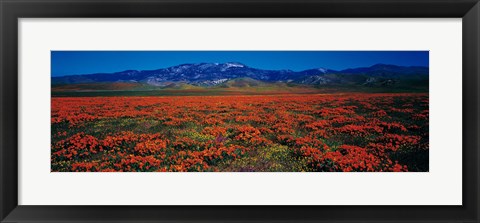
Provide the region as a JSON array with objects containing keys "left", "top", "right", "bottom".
[{"left": 51, "top": 51, "right": 429, "bottom": 77}]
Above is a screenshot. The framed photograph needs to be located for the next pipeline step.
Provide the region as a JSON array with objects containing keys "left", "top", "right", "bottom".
[{"left": 1, "top": 0, "right": 479, "bottom": 222}]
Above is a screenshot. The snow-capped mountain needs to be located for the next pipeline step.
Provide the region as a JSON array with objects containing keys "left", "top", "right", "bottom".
[{"left": 52, "top": 62, "right": 428, "bottom": 87}]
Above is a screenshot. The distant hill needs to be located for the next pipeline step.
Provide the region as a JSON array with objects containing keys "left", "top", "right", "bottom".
[
  {"left": 52, "top": 63, "right": 428, "bottom": 91},
  {"left": 217, "top": 77, "right": 267, "bottom": 88}
]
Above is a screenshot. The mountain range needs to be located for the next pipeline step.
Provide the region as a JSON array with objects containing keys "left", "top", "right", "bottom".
[{"left": 52, "top": 62, "right": 428, "bottom": 89}]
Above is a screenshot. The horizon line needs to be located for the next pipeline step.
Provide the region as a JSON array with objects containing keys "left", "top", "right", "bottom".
[{"left": 52, "top": 62, "right": 429, "bottom": 77}]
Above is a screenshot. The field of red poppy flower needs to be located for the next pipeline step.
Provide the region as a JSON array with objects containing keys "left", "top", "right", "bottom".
[{"left": 51, "top": 93, "right": 428, "bottom": 172}]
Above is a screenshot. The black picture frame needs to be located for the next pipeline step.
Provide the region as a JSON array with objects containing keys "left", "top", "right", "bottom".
[{"left": 1, "top": 0, "right": 479, "bottom": 222}]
